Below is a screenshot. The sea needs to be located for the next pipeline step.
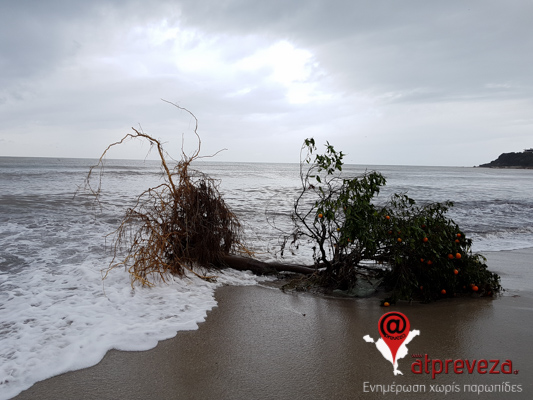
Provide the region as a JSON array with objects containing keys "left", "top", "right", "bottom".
[{"left": 0, "top": 157, "right": 532, "bottom": 399}]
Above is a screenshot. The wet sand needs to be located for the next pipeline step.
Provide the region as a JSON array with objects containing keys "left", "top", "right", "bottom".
[{"left": 14, "top": 248, "right": 533, "bottom": 400}]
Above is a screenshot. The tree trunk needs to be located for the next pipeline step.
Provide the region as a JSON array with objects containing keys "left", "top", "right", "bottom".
[{"left": 220, "top": 254, "right": 316, "bottom": 275}]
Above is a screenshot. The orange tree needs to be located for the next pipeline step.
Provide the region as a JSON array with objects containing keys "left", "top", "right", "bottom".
[
  {"left": 378, "top": 194, "right": 500, "bottom": 302},
  {"left": 286, "top": 138, "right": 501, "bottom": 302}
]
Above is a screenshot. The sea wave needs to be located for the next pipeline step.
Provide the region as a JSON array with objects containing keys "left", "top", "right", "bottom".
[{"left": 0, "top": 263, "right": 267, "bottom": 400}]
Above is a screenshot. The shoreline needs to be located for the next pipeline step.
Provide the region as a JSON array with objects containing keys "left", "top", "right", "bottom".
[
  {"left": 482, "top": 247, "right": 533, "bottom": 297},
  {"left": 12, "top": 247, "right": 533, "bottom": 400}
]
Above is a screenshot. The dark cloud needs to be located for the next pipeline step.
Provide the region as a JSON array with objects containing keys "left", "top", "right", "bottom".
[
  {"left": 1, "top": 2, "right": 89, "bottom": 86},
  {"left": 0, "top": 0, "right": 176, "bottom": 96},
  {"left": 177, "top": 0, "right": 533, "bottom": 101}
]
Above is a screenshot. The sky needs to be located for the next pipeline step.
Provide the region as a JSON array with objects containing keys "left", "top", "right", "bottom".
[{"left": 1, "top": 0, "right": 532, "bottom": 166}]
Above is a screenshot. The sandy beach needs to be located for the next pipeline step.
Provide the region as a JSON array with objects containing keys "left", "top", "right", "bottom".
[{"left": 13, "top": 248, "right": 533, "bottom": 400}]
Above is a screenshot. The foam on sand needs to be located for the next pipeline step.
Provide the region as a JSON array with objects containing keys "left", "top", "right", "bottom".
[{"left": 0, "top": 262, "right": 267, "bottom": 400}]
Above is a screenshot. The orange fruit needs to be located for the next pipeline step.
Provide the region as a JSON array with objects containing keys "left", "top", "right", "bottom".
[
  {"left": 397, "top": 238, "right": 402, "bottom": 243},
  {"left": 472, "top": 285, "right": 479, "bottom": 292},
  {"left": 420, "top": 258, "right": 425, "bottom": 263},
  {"left": 455, "top": 239, "right": 460, "bottom": 243},
  {"left": 441, "top": 289, "right": 446, "bottom": 295},
  {"left": 318, "top": 213, "right": 323, "bottom": 218},
  {"left": 385, "top": 215, "right": 390, "bottom": 220},
  {"left": 383, "top": 302, "right": 390, "bottom": 307},
  {"left": 388, "top": 230, "right": 392, "bottom": 234},
  {"left": 423, "top": 237, "right": 428, "bottom": 243},
  {"left": 454, "top": 269, "right": 459, "bottom": 275},
  {"left": 455, "top": 253, "right": 461, "bottom": 259},
  {"left": 420, "top": 286, "right": 423, "bottom": 290},
  {"left": 427, "top": 260, "right": 433, "bottom": 265},
  {"left": 457, "top": 233, "right": 461, "bottom": 238},
  {"left": 448, "top": 254, "right": 454, "bottom": 260}
]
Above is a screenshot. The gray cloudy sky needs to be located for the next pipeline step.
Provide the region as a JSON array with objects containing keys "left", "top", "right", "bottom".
[{"left": 1, "top": 0, "right": 532, "bottom": 166}]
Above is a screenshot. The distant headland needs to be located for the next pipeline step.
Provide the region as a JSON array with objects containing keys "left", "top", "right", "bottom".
[{"left": 478, "top": 148, "right": 533, "bottom": 169}]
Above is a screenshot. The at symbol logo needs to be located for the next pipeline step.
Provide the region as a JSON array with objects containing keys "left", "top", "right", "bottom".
[
  {"left": 380, "top": 312, "right": 408, "bottom": 338},
  {"left": 378, "top": 312, "right": 411, "bottom": 363}
]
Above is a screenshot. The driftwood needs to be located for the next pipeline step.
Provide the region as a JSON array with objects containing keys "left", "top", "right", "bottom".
[{"left": 220, "top": 255, "right": 316, "bottom": 275}]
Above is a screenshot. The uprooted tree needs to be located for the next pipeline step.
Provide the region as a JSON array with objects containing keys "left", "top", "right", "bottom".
[
  {"left": 283, "top": 138, "right": 501, "bottom": 303},
  {"left": 85, "top": 104, "right": 243, "bottom": 286},
  {"left": 85, "top": 102, "right": 314, "bottom": 287},
  {"left": 86, "top": 105, "right": 500, "bottom": 303}
]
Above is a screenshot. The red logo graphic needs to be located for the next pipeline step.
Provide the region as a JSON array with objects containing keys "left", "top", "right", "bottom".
[{"left": 378, "top": 312, "right": 410, "bottom": 364}]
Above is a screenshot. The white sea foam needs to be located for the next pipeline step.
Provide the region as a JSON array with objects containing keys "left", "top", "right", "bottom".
[
  {"left": 471, "top": 229, "right": 533, "bottom": 253},
  {"left": 0, "top": 260, "right": 266, "bottom": 400}
]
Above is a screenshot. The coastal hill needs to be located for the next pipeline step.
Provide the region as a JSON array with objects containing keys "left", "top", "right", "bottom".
[{"left": 478, "top": 148, "right": 533, "bottom": 169}]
